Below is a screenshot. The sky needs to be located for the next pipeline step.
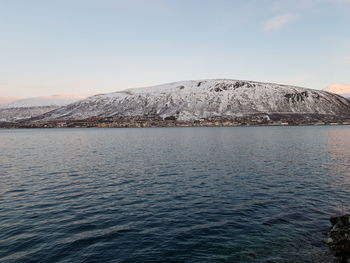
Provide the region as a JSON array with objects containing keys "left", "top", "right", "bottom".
[{"left": 0, "top": 0, "right": 349, "bottom": 99}]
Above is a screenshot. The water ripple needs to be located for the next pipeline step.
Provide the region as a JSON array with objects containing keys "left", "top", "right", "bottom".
[{"left": 1, "top": 126, "right": 350, "bottom": 262}]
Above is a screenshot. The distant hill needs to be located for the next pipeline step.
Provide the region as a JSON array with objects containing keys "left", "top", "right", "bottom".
[
  {"left": 0, "top": 95, "right": 85, "bottom": 122},
  {"left": 0, "top": 97, "right": 22, "bottom": 105},
  {"left": 0, "top": 94, "right": 85, "bottom": 109}
]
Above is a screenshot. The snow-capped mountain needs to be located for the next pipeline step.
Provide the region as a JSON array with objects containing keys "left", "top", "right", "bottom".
[
  {"left": 324, "top": 84, "right": 350, "bottom": 99},
  {"left": 37, "top": 79, "right": 350, "bottom": 122},
  {"left": 0, "top": 95, "right": 84, "bottom": 122}
]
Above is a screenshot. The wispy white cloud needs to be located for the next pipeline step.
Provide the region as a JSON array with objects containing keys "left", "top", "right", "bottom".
[{"left": 263, "top": 14, "right": 298, "bottom": 32}]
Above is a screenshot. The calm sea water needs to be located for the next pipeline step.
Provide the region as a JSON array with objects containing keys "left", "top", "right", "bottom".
[{"left": 1, "top": 126, "right": 350, "bottom": 263}]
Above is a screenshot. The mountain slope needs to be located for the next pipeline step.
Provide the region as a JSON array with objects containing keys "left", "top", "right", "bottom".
[
  {"left": 0, "top": 95, "right": 84, "bottom": 122},
  {"left": 38, "top": 79, "right": 350, "bottom": 122}
]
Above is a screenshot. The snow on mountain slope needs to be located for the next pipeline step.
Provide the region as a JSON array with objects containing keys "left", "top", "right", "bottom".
[
  {"left": 324, "top": 84, "right": 350, "bottom": 98},
  {"left": 39, "top": 79, "right": 350, "bottom": 121},
  {"left": 0, "top": 95, "right": 85, "bottom": 122}
]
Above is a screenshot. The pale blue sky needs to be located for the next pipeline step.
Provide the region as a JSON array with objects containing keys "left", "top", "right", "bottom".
[{"left": 0, "top": 0, "right": 349, "bottom": 98}]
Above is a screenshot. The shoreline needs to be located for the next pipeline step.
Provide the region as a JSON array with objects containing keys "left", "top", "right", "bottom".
[{"left": 1, "top": 121, "right": 350, "bottom": 129}]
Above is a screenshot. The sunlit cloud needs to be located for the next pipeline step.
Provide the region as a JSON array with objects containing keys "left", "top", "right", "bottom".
[
  {"left": 325, "top": 83, "right": 350, "bottom": 97},
  {"left": 263, "top": 14, "right": 298, "bottom": 32}
]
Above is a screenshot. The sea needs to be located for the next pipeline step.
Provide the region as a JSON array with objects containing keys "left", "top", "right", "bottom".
[{"left": 1, "top": 126, "right": 350, "bottom": 263}]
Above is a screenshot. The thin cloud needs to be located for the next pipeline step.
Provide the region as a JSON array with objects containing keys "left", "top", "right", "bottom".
[{"left": 263, "top": 14, "right": 298, "bottom": 32}]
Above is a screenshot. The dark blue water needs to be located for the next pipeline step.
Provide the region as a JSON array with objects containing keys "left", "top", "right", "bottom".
[{"left": 1, "top": 126, "right": 350, "bottom": 263}]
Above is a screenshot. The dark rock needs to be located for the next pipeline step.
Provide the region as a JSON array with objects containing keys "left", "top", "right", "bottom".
[
  {"left": 164, "top": 116, "right": 177, "bottom": 121},
  {"left": 285, "top": 91, "right": 309, "bottom": 103},
  {"left": 327, "top": 214, "right": 350, "bottom": 259},
  {"left": 331, "top": 215, "right": 350, "bottom": 227}
]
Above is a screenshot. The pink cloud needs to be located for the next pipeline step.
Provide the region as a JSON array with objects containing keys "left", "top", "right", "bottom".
[
  {"left": 325, "top": 83, "right": 350, "bottom": 97},
  {"left": 263, "top": 14, "right": 298, "bottom": 32}
]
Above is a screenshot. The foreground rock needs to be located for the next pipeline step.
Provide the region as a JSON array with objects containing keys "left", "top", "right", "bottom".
[{"left": 327, "top": 214, "right": 350, "bottom": 260}]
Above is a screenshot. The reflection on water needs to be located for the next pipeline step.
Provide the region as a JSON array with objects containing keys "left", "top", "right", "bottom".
[{"left": 1, "top": 126, "right": 350, "bottom": 263}]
